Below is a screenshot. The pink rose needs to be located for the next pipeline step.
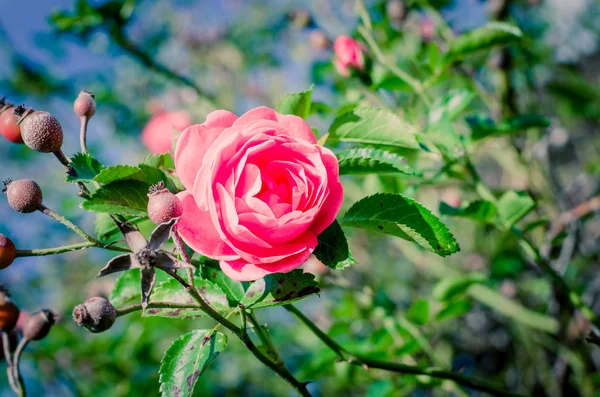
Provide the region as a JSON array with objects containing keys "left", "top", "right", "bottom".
[
  {"left": 142, "top": 111, "right": 192, "bottom": 154},
  {"left": 333, "top": 35, "right": 365, "bottom": 77},
  {"left": 174, "top": 107, "right": 344, "bottom": 281}
]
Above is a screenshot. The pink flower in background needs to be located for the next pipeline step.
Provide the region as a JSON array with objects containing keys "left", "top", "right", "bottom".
[
  {"left": 174, "top": 107, "right": 344, "bottom": 281},
  {"left": 142, "top": 111, "right": 192, "bottom": 154},
  {"left": 333, "top": 35, "right": 365, "bottom": 76},
  {"left": 420, "top": 16, "right": 435, "bottom": 41}
]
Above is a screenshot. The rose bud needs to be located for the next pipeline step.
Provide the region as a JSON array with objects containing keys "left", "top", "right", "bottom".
[
  {"left": 73, "top": 90, "right": 96, "bottom": 119},
  {"left": 0, "top": 234, "right": 16, "bottom": 270},
  {"left": 73, "top": 297, "right": 116, "bottom": 333},
  {"left": 333, "top": 36, "right": 365, "bottom": 77},
  {"left": 141, "top": 110, "right": 192, "bottom": 154},
  {"left": 148, "top": 182, "right": 183, "bottom": 225},
  {"left": 174, "top": 107, "right": 343, "bottom": 281},
  {"left": 3, "top": 179, "right": 43, "bottom": 213},
  {"left": 0, "top": 287, "right": 20, "bottom": 332},
  {"left": 22, "top": 309, "right": 56, "bottom": 341}
]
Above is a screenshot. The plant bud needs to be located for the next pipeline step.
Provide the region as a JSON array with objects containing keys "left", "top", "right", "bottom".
[
  {"left": 0, "top": 234, "right": 16, "bottom": 270},
  {"left": 3, "top": 179, "right": 43, "bottom": 213},
  {"left": 14, "top": 106, "right": 63, "bottom": 153},
  {"left": 0, "top": 287, "right": 20, "bottom": 332},
  {"left": 74, "top": 90, "right": 96, "bottom": 119},
  {"left": 147, "top": 182, "right": 183, "bottom": 225},
  {"left": 22, "top": 309, "right": 56, "bottom": 341},
  {"left": 73, "top": 297, "right": 116, "bottom": 333}
]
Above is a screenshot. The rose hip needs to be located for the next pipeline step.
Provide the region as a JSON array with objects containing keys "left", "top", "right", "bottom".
[
  {"left": 147, "top": 182, "right": 183, "bottom": 225},
  {"left": 0, "top": 106, "right": 23, "bottom": 144},
  {"left": 0, "top": 234, "right": 16, "bottom": 270}
]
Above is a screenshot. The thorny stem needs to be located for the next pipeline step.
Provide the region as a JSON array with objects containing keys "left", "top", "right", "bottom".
[
  {"left": 162, "top": 269, "right": 311, "bottom": 397},
  {"left": 1, "top": 332, "right": 19, "bottom": 394},
  {"left": 39, "top": 205, "right": 97, "bottom": 244},
  {"left": 171, "top": 229, "right": 195, "bottom": 288},
  {"left": 283, "top": 305, "right": 525, "bottom": 397},
  {"left": 12, "top": 338, "right": 28, "bottom": 397},
  {"left": 79, "top": 117, "right": 89, "bottom": 155}
]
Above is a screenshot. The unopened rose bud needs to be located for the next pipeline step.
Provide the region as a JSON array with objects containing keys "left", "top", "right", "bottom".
[
  {"left": 73, "top": 90, "right": 96, "bottom": 119},
  {"left": 73, "top": 297, "right": 116, "bottom": 333}
]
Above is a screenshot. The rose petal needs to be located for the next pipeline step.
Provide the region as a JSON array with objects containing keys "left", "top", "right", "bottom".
[
  {"left": 175, "top": 190, "right": 238, "bottom": 260},
  {"left": 220, "top": 247, "right": 312, "bottom": 281},
  {"left": 174, "top": 110, "right": 237, "bottom": 190}
]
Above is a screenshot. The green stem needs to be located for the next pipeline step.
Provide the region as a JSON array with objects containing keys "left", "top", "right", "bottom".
[
  {"left": 79, "top": 116, "right": 89, "bottom": 155},
  {"left": 39, "top": 205, "right": 97, "bottom": 243},
  {"left": 355, "top": 0, "right": 431, "bottom": 106},
  {"left": 283, "top": 304, "right": 524, "bottom": 397},
  {"left": 172, "top": 229, "right": 195, "bottom": 288},
  {"left": 115, "top": 301, "right": 203, "bottom": 317},
  {"left": 163, "top": 269, "right": 311, "bottom": 397},
  {"left": 15, "top": 241, "right": 130, "bottom": 257},
  {"left": 465, "top": 157, "right": 598, "bottom": 327},
  {"left": 247, "top": 311, "right": 283, "bottom": 365}
]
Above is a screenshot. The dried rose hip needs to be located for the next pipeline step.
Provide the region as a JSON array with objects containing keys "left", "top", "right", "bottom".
[{"left": 147, "top": 182, "right": 183, "bottom": 225}]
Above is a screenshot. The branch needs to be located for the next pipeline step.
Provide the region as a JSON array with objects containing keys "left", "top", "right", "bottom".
[
  {"left": 162, "top": 269, "right": 312, "bottom": 397},
  {"left": 284, "top": 304, "right": 525, "bottom": 397}
]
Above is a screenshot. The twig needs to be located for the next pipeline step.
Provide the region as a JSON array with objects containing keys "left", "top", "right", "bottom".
[
  {"left": 115, "top": 301, "right": 203, "bottom": 317},
  {"left": 38, "top": 205, "right": 97, "bottom": 243},
  {"left": 12, "top": 338, "right": 28, "bottom": 397},
  {"left": 2, "top": 332, "right": 19, "bottom": 394},
  {"left": 284, "top": 304, "right": 526, "bottom": 397}
]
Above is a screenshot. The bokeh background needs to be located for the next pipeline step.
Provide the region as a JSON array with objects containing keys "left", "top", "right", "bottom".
[{"left": 1, "top": 0, "right": 599, "bottom": 396}]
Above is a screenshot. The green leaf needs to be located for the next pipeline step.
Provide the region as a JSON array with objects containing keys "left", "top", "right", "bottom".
[
  {"left": 159, "top": 330, "right": 227, "bottom": 397},
  {"left": 110, "top": 270, "right": 141, "bottom": 307},
  {"left": 337, "top": 148, "right": 418, "bottom": 176},
  {"left": 342, "top": 193, "right": 460, "bottom": 257},
  {"left": 497, "top": 190, "right": 536, "bottom": 227},
  {"left": 141, "top": 153, "right": 175, "bottom": 169},
  {"left": 467, "top": 114, "right": 550, "bottom": 140},
  {"left": 446, "top": 22, "right": 523, "bottom": 62},
  {"left": 313, "top": 220, "right": 356, "bottom": 270},
  {"left": 276, "top": 85, "right": 313, "bottom": 119},
  {"left": 93, "top": 165, "right": 145, "bottom": 184},
  {"left": 199, "top": 263, "right": 246, "bottom": 306},
  {"left": 327, "top": 106, "right": 420, "bottom": 149},
  {"left": 82, "top": 180, "right": 150, "bottom": 216},
  {"left": 241, "top": 270, "right": 319, "bottom": 309},
  {"left": 145, "top": 278, "right": 231, "bottom": 319},
  {"left": 439, "top": 200, "right": 497, "bottom": 223},
  {"left": 435, "top": 299, "right": 472, "bottom": 322},
  {"left": 428, "top": 89, "right": 475, "bottom": 125},
  {"left": 433, "top": 273, "right": 486, "bottom": 301},
  {"left": 406, "top": 299, "right": 429, "bottom": 325},
  {"left": 66, "top": 153, "right": 104, "bottom": 182}
]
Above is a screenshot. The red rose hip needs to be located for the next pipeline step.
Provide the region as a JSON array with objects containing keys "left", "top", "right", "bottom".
[
  {"left": 0, "top": 105, "right": 24, "bottom": 144},
  {"left": 0, "top": 234, "right": 16, "bottom": 270}
]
